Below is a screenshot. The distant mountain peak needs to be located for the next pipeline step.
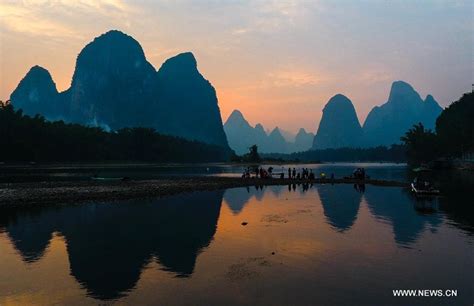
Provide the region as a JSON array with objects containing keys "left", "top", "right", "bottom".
[
  {"left": 254, "top": 123, "right": 267, "bottom": 135},
  {"left": 227, "top": 109, "right": 245, "bottom": 121},
  {"left": 296, "top": 128, "right": 309, "bottom": 136},
  {"left": 174, "top": 52, "right": 197, "bottom": 65},
  {"left": 269, "top": 127, "right": 285, "bottom": 141},
  {"left": 391, "top": 80, "right": 414, "bottom": 91},
  {"left": 81, "top": 29, "right": 146, "bottom": 58},
  {"left": 97, "top": 29, "right": 135, "bottom": 41},
  {"left": 271, "top": 127, "right": 281, "bottom": 134},
  {"left": 424, "top": 94, "right": 440, "bottom": 106},
  {"left": 225, "top": 109, "right": 251, "bottom": 128},
  {"left": 67, "top": 30, "right": 156, "bottom": 128},
  {"left": 313, "top": 94, "right": 363, "bottom": 149},
  {"left": 154, "top": 49, "right": 228, "bottom": 147},
  {"left": 388, "top": 80, "right": 421, "bottom": 103},
  {"left": 267, "top": 127, "right": 287, "bottom": 149},
  {"left": 294, "top": 127, "right": 314, "bottom": 152},
  {"left": 323, "top": 94, "right": 356, "bottom": 113},
  {"left": 159, "top": 52, "right": 197, "bottom": 75},
  {"left": 92, "top": 30, "right": 143, "bottom": 47},
  {"left": 71, "top": 29, "right": 153, "bottom": 86},
  {"left": 20, "top": 65, "right": 57, "bottom": 89},
  {"left": 10, "top": 65, "right": 59, "bottom": 118},
  {"left": 28, "top": 65, "right": 51, "bottom": 74},
  {"left": 363, "top": 81, "right": 442, "bottom": 146}
]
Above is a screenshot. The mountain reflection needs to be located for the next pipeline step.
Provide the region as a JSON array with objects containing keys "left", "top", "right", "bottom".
[
  {"left": 0, "top": 190, "right": 223, "bottom": 300},
  {"left": 364, "top": 187, "right": 442, "bottom": 246},
  {"left": 0, "top": 206, "right": 58, "bottom": 263},
  {"left": 269, "top": 185, "right": 286, "bottom": 197},
  {"left": 317, "top": 184, "right": 362, "bottom": 232},
  {"left": 1, "top": 184, "right": 467, "bottom": 302},
  {"left": 223, "top": 187, "right": 259, "bottom": 214}
]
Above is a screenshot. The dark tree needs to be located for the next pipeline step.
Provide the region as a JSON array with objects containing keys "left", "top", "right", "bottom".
[
  {"left": 436, "top": 92, "right": 474, "bottom": 158},
  {"left": 242, "top": 144, "right": 261, "bottom": 163},
  {"left": 262, "top": 145, "right": 406, "bottom": 163},
  {"left": 400, "top": 123, "right": 438, "bottom": 165}
]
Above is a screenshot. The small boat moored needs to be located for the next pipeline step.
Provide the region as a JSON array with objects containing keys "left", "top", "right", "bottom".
[
  {"left": 411, "top": 181, "right": 440, "bottom": 196},
  {"left": 91, "top": 175, "right": 131, "bottom": 182}
]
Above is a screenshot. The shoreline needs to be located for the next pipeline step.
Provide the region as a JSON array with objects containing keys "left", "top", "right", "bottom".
[{"left": 0, "top": 176, "right": 408, "bottom": 207}]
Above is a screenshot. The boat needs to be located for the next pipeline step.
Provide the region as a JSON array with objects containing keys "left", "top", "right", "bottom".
[
  {"left": 412, "top": 166, "right": 431, "bottom": 173},
  {"left": 410, "top": 183, "right": 440, "bottom": 196},
  {"left": 91, "top": 176, "right": 130, "bottom": 181}
]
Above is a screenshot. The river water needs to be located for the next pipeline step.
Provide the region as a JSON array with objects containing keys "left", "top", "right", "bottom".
[
  {"left": 0, "top": 184, "right": 472, "bottom": 305},
  {"left": 0, "top": 162, "right": 408, "bottom": 182}
]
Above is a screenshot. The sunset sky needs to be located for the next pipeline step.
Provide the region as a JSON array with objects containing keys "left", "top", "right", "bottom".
[{"left": 0, "top": 0, "right": 472, "bottom": 133}]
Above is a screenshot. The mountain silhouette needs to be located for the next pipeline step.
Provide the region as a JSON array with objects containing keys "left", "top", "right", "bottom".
[
  {"left": 11, "top": 35, "right": 442, "bottom": 151},
  {"left": 312, "top": 94, "right": 363, "bottom": 149},
  {"left": 294, "top": 128, "right": 315, "bottom": 152},
  {"left": 279, "top": 128, "right": 297, "bottom": 142},
  {"left": 223, "top": 109, "right": 262, "bottom": 154},
  {"left": 224, "top": 109, "right": 313, "bottom": 154},
  {"left": 363, "top": 81, "right": 442, "bottom": 147},
  {"left": 152, "top": 52, "right": 228, "bottom": 146},
  {"left": 66, "top": 30, "right": 156, "bottom": 129},
  {"left": 267, "top": 127, "right": 289, "bottom": 152},
  {"left": 10, "top": 65, "right": 61, "bottom": 119},
  {"left": 10, "top": 30, "right": 229, "bottom": 148},
  {"left": 254, "top": 123, "right": 267, "bottom": 138}
]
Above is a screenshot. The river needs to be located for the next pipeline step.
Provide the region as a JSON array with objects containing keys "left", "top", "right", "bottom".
[{"left": 0, "top": 183, "right": 472, "bottom": 305}]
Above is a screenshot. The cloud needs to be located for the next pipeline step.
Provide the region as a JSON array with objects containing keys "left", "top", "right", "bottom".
[
  {"left": 229, "top": 0, "right": 320, "bottom": 36},
  {"left": 266, "top": 68, "right": 328, "bottom": 87},
  {"left": 0, "top": 0, "right": 133, "bottom": 39},
  {"left": 0, "top": 3, "right": 77, "bottom": 38},
  {"left": 357, "top": 68, "right": 393, "bottom": 85},
  {"left": 232, "top": 28, "right": 251, "bottom": 35}
]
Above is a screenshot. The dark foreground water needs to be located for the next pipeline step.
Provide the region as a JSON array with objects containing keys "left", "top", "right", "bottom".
[{"left": 0, "top": 185, "right": 472, "bottom": 305}]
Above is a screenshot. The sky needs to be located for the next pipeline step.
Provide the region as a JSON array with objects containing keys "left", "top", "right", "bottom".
[{"left": 0, "top": 0, "right": 472, "bottom": 134}]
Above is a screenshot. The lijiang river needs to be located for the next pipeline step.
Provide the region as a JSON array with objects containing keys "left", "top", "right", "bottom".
[{"left": 0, "top": 183, "right": 472, "bottom": 305}]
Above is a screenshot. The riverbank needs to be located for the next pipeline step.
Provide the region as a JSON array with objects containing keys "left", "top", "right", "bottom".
[{"left": 0, "top": 176, "right": 408, "bottom": 206}]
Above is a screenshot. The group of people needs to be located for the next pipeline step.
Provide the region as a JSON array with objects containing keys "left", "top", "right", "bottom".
[
  {"left": 242, "top": 166, "right": 336, "bottom": 181},
  {"left": 352, "top": 168, "right": 367, "bottom": 179},
  {"left": 242, "top": 166, "right": 274, "bottom": 178},
  {"left": 287, "top": 167, "right": 316, "bottom": 180}
]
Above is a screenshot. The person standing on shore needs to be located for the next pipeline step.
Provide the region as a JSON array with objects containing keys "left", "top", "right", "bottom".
[{"left": 288, "top": 168, "right": 291, "bottom": 179}]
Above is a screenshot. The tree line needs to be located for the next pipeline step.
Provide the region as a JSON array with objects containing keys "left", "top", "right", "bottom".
[
  {"left": 262, "top": 145, "right": 407, "bottom": 163},
  {"left": 0, "top": 101, "right": 231, "bottom": 163},
  {"left": 401, "top": 92, "right": 473, "bottom": 165}
]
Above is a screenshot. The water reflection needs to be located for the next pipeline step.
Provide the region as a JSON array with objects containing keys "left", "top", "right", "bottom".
[
  {"left": 223, "top": 186, "right": 265, "bottom": 214},
  {"left": 0, "top": 184, "right": 472, "bottom": 305},
  {"left": 317, "top": 184, "right": 362, "bottom": 232},
  {"left": 435, "top": 171, "right": 474, "bottom": 235},
  {"left": 364, "top": 187, "right": 442, "bottom": 247},
  {"left": 269, "top": 185, "right": 286, "bottom": 197},
  {"left": 0, "top": 191, "right": 223, "bottom": 300},
  {"left": 0, "top": 206, "right": 57, "bottom": 263}
]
